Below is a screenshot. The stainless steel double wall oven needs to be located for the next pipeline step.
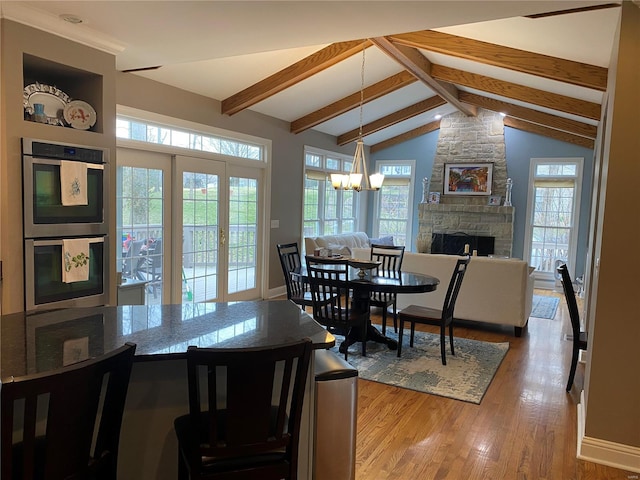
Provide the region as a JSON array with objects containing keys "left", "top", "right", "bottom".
[{"left": 22, "top": 138, "right": 110, "bottom": 312}]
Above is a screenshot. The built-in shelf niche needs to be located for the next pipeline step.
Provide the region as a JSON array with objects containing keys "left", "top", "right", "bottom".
[{"left": 23, "top": 53, "right": 103, "bottom": 133}]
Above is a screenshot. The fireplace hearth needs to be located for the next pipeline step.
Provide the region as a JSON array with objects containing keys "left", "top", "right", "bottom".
[{"left": 417, "top": 203, "right": 514, "bottom": 257}]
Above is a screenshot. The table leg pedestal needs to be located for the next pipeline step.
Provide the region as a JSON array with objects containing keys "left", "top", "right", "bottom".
[{"left": 340, "top": 288, "right": 398, "bottom": 353}]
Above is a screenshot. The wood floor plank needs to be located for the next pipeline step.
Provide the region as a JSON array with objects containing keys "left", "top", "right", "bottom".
[{"left": 349, "top": 290, "right": 635, "bottom": 479}]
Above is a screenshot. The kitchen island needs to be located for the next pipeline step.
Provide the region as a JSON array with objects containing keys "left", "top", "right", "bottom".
[{"left": 1, "top": 300, "right": 335, "bottom": 479}]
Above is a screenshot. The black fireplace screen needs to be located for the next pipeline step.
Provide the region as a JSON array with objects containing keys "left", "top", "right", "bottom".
[{"left": 431, "top": 233, "right": 495, "bottom": 256}]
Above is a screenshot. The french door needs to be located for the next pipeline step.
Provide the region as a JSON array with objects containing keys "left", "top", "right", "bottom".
[
  {"left": 116, "top": 149, "right": 171, "bottom": 304},
  {"left": 117, "top": 149, "right": 262, "bottom": 304},
  {"left": 174, "top": 156, "right": 261, "bottom": 303}
]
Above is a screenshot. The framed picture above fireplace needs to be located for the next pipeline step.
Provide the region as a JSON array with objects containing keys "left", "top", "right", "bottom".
[{"left": 444, "top": 163, "right": 493, "bottom": 196}]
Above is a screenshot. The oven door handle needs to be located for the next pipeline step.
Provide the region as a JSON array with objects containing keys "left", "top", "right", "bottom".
[{"left": 31, "top": 237, "right": 106, "bottom": 247}]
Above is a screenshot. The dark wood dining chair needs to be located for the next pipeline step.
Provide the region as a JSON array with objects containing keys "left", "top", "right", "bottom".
[
  {"left": 369, "top": 244, "right": 405, "bottom": 335},
  {"left": 305, "top": 255, "right": 369, "bottom": 360},
  {"left": 132, "top": 238, "right": 162, "bottom": 298},
  {"left": 398, "top": 256, "right": 470, "bottom": 365},
  {"left": 557, "top": 263, "right": 588, "bottom": 392},
  {"left": 277, "top": 242, "right": 313, "bottom": 310},
  {"left": 173, "top": 339, "right": 312, "bottom": 480},
  {"left": 1, "top": 342, "right": 136, "bottom": 480}
]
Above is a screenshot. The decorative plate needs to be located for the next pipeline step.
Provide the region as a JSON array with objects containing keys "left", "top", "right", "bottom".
[
  {"left": 63, "top": 100, "right": 97, "bottom": 130},
  {"left": 23, "top": 83, "right": 70, "bottom": 126}
]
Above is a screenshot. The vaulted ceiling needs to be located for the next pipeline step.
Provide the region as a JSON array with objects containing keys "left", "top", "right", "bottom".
[{"left": 2, "top": 1, "right": 625, "bottom": 152}]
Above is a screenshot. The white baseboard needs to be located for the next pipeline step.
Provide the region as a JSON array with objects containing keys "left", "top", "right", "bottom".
[
  {"left": 577, "top": 391, "right": 640, "bottom": 473},
  {"left": 267, "top": 286, "right": 287, "bottom": 299}
]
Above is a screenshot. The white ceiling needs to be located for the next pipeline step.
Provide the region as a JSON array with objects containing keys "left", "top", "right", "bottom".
[{"left": 1, "top": 1, "right": 623, "bottom": 147}]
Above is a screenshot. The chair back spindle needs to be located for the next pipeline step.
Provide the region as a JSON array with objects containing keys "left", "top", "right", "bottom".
[
  {"left": 370, "top": 244, "right": 405, "bottom": 277},
  {"left": 277, "top": 242, "right": 313, "bottom": 309},
  {"left": 369, "top": 244, "right": 405, "bottom": 334},
  {"left": 305, "top": 256, "right": 368, "bottom": 359},
  {"left": 174, "top": 340, "right": 312, "bottom": 479},
  {"left": 397, "top": 256, "right": 470, "bottom": 365},
  {"left": 1, "top": 342, "right": 136, "bottom": 480},
  {"left": 557, "top": 263, "right": 588, "bottom": 391}
]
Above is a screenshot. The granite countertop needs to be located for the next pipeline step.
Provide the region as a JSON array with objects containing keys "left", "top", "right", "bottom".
[{"left": 1, "top": 300, "right": 335, "bottom": 378}]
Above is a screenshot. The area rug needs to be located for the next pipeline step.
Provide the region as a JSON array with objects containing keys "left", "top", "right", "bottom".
[
  {"left": 331, "top": 328, "right": 509, "bottom": 404},
  {"left": 531, "top": 294, "right": 560, "bottom": 319}
]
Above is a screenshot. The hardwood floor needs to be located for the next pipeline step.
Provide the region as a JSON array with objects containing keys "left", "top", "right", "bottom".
[{"left": 352, "top": 290, "right": 634, "bottom": 480}]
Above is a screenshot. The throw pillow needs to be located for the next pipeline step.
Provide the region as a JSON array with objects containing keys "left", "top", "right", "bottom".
[{"left": 369, "top": 235, "right": 394, "bottom": 246}]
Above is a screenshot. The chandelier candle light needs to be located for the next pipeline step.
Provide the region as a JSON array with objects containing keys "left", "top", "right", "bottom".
[{"left": 331, "top": 45, "right": 384, "bottom": 192}]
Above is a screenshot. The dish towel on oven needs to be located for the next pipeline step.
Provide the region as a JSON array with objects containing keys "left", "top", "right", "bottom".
[
  {"left": 60, "top": 160, "right": 88, "bottom": 206},
  {"left": 62, "top": 238, "right": 91, "bottom": 283}
]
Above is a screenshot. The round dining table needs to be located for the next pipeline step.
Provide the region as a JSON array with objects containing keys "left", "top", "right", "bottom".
[
  {"left": 345, "top": 269, "right": 440, "bottom": 352},
  {"left": 296, "top": 260, "right": 440, "bottom": 352}
]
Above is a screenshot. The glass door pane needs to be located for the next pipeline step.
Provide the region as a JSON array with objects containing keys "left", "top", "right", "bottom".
[
  {"left": 227, "top": 176, "right": 258, "bottom": 296},
  {"left": 116, "top": 148, "right": 170, "bottom": 305},
  {"left": 179, "top": 160, "right": 225, "bottom": 303},
  {"left": 177, "top": 160, "right": 261, "bottom": 302}
]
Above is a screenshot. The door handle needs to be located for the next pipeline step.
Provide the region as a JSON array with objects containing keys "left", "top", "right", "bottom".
[{"left": 220, "top": 228, "right": 226, "bottom": 246}]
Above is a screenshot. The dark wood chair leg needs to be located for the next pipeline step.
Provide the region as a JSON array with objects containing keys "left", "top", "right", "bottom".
[
  {"left": 566, "top": 346, "right": 580, "bottom": 391},
  {"left": 440, "top": 324, "right": 447, "bottom": 365},
  {"left": 392, "top": 301, "right": 398, "bottom": 333},
  {"left": 410, "top": 322, "right": 416, "bottom": 347},
  {"left": 397, "top": 317, "right": 404, "bottom": 357},
  {"left": 342, "top": 327, "right": 350, "bottom": 361},
  {"left": 381, "top": 306, "right": 388, "bottom": 335},
  {"left": 449, "top": 321, "right": 455, "bottom": 357}
]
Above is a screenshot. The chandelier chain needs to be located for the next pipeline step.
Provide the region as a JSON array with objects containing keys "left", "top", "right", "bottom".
[
  {"left": 358, "top": 46, "right": 365, "bottom": 138},
  {"left": 330, "top": 42, "right": 383, "bottom": 191}
]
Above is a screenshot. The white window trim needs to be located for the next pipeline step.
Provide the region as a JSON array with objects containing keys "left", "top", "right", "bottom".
[
  {"left": 524, "top": 157, "right": 583, "bottom": 287},
  {"left": 373, "top": 159, "right": 415, "bottom": 248},
  {"left": 115, "top": 105, "right": 272, "bottom": 300},
  {"left": 303, "top": 145, "right": 366, "bottom": 235},
  {"left": 116, "top": 105, "right": 271, "bottom": 169}
]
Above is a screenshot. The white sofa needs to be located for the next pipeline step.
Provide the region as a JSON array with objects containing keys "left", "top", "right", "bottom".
[
  {"left": 352, "top": 249, "right": 534, "bottom": 336},
  {"left": 304, "top": 232, "right": 371, "bottom": 256}
]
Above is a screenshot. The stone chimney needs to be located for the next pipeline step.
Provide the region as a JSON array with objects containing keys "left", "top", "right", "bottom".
[{"left": 417, "top": 109, "right": 515, "bottom": 257}]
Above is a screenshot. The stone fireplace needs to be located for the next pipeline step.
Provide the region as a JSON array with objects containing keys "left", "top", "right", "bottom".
[{"left": 417, "top": 109, "right": 515, "bottom": 257}]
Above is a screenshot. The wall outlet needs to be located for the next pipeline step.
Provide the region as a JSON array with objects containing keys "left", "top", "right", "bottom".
[{"left": 270, "top": 220, "right": 279, "bottom": 228}]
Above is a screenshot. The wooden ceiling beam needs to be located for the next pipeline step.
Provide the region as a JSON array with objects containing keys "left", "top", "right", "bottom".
[
  {"left": 221, "top": 39, "right": 371, "bottom": 116},
  {"left": 431, "top": 64, "right": 601, "bottom": 120},
  {"left": 389, "top": 30, "right": 607, "bottom": 91},
  {"left": 290, "top": 71, "right": 416, "bottom": 134},
  {"left": 524, "top": 3, "right": 619, "bottom": 19},
  {"left": 370, "top": 36, "right": 477, "bottom": 117},
  {"left": 370, "top": 120, "right": 441, "bottom": 154},
  {"left": 337, "top": 95, "right": 447, "bottom": 145},
  {"left": 458, "top": 91, "right": 597, "bottom": 139},
  {"left": 503, "top": 116, "right": 595, "bottom": 149}
]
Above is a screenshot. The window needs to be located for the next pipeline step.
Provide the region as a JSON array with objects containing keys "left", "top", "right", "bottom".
[
  {"left": 116, "top": 109, "right": 269, "bottom": 303},
  {"left": 372, "top": 161, "right": 415, "bottom": 247},
  {"left": 303, "top": 148, "right": 359, "bottom": 244},
  {"left": 524, "top": 158, "right": 583, "bottom": 286},
  {"left": 116, "top": 117, "right": 264, "bottom": 161}
]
